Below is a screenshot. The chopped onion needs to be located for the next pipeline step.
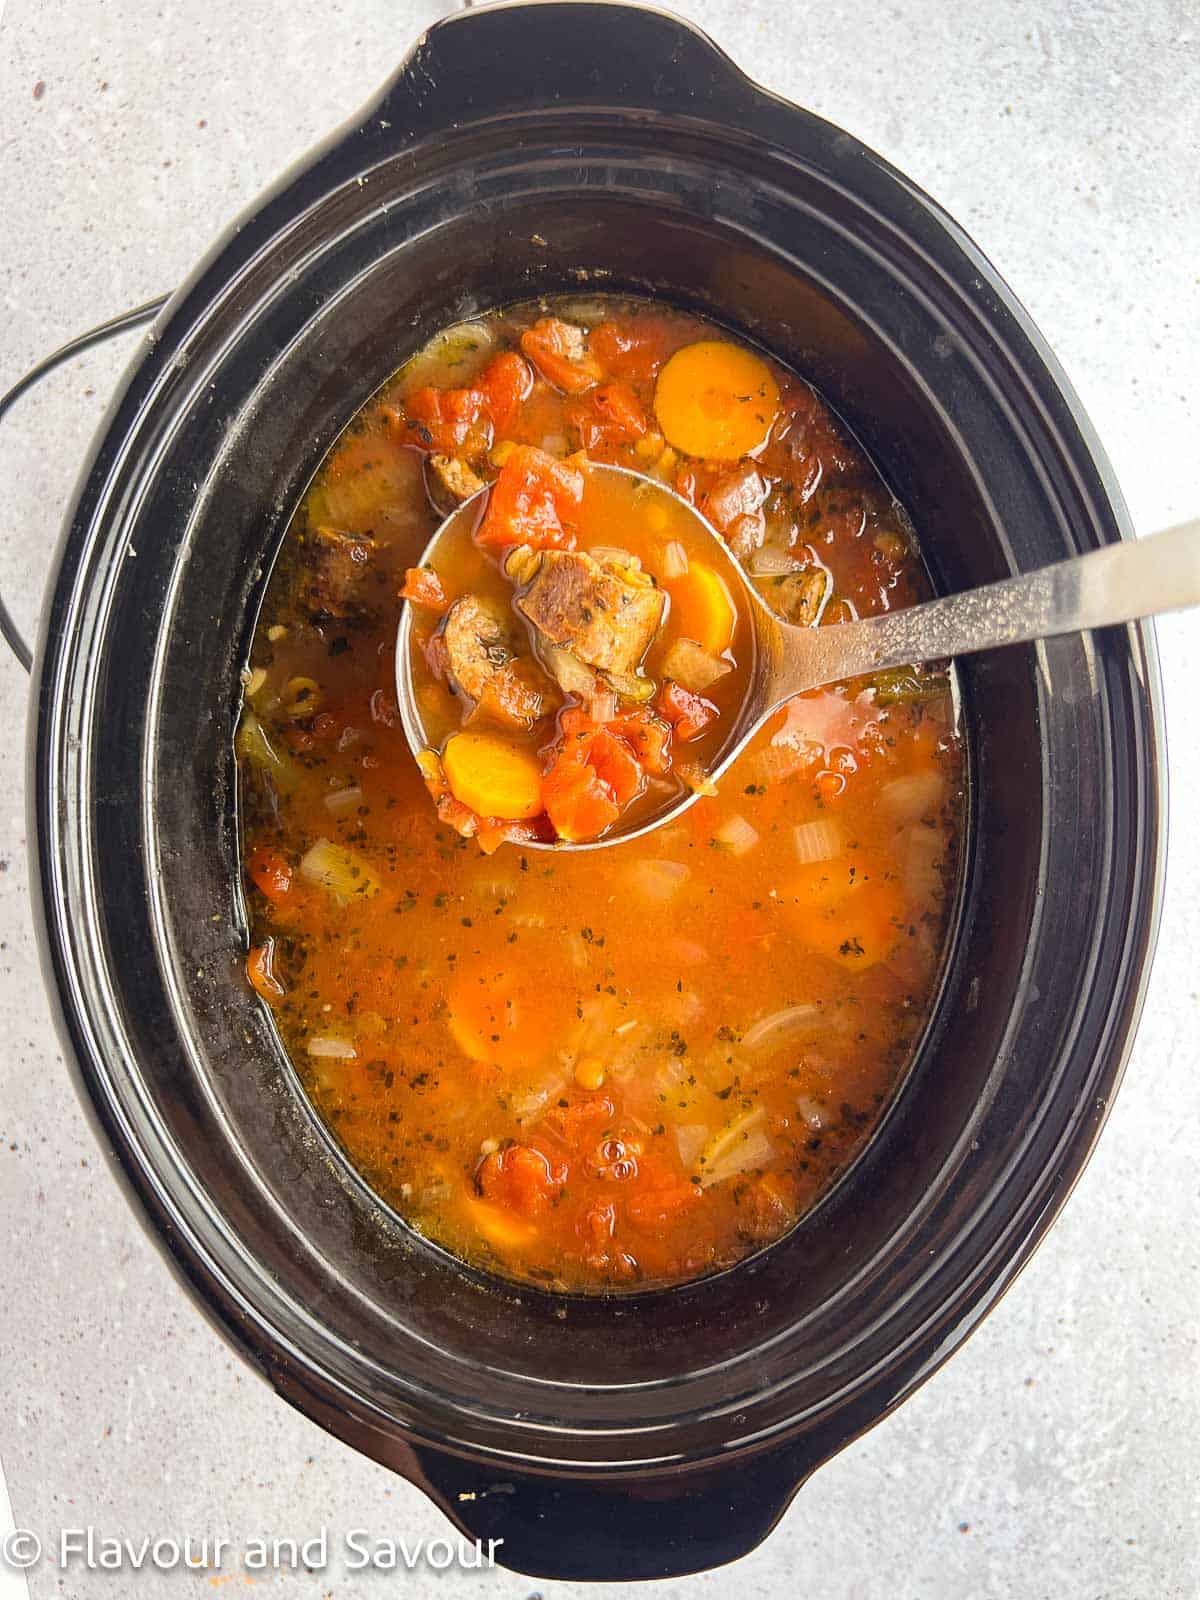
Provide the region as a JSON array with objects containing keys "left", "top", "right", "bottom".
[
  {"left": 236, "top": 712, "right": 299, "bottom": 793},
  {"left": 713, "top": 814, "right": 759, "bottom": 856},
  {"left": 661, "top": 637, "right": 731, "bottom": 693},
  {"left": 299, "top": 837, "right": 380, "bottom": 900},
  {"left": 512, "top": 1069, "right": 569, "bottom": 1122},
  {"left": 705, "top": 464, "right": 767, "bottom": 530},
  {"left": 241, "top": 666, "right": 267, "bottom": 697},
  {"left": 591, "top": 545, "right": 638, "bottom": 569},
  {"left": 679, "top": 763, "right": 719, "bottom": 797},
  {"left": 323, "top": 785, "right": 364, "bottom": 815},
  {"left": 905, "top": 824, "right": 946, "bottom": 901},
  {"left": 556, "top": 298, "right": 610, "bottom": 324},
  {"left": 749, "top": 546, "right": 799, "bottom": 577},
  {"left": 697, "top": 1106, "right": 770, "bottom": 1187},
  {"left": 504, "top": 544, "right": 542, "bottom": 585},
  {"left": 882, "top": 771, "right": 946, "bottom": 826},
  {"left": 627, "top": 858, "right": 690, "bottom": 902},
  {"left": 401, "top": 321, "right": 496, "bottom": 391},
  {"left": 793, "top": 818, "right": 842, "bottom": 865},
  {"left": 662, "top": 541, "right": 689, "bottom": 579},
  {"left": 740, "top": 1004, "right": 821, "bottom": 1053},
  {"left": 306, "top": 1035, "right": 357, "bottom": 1059},
  {"left": 605, "top": 670, "right": 656, "bottom": 703},
  {"left": 702, "top": 1129, "right": 774, "bottom": 1188},
  {"left": 674, "top": 1123, "right": 708, "bottom": 1170},
  {"left": 543, "top": 646, "right": 597, "bottom": 698},
  {"left": 586, "top": 687, "right": 618, "bottom": 725}
]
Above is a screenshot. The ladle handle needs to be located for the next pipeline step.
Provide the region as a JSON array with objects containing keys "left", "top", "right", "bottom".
[{"left": 776, "top": 517, "right": 1200, "bottom": 697}]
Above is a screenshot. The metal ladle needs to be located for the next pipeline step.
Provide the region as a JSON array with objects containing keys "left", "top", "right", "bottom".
[{"left": 397, "top": 464, "right": 1199, "bottom": 850}]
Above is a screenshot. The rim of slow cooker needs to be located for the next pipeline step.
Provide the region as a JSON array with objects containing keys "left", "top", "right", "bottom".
[{"left": 30, "top": 4, "right": 1166, "bottom": 1479}]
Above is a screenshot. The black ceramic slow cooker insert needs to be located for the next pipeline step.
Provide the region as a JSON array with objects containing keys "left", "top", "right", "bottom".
[{"left": 25, "top": 1, "right": 1163, "bottom": 1582}]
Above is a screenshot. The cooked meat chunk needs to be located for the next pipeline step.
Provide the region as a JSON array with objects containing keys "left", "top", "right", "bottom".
[
  {"left": 517, "top": 550, "right": 665, "bottom": 675},
  {"left": 762, "top": 566, "right": 830, "bottom": 627},
  {"left": 440, "top": 594, "right": 555, "bottom": 728},
  {"left": 305, "top": 525, "right": 378, "bottom": 618},
  {"left": 441, "top": 595, "right": 514, "bottom": 702},
  {"left": 427, "top": 453, "right": 486, "bottom": 510}
]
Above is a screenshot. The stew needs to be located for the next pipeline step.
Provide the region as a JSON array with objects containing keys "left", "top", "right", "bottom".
[{"left": 237, "top": 296, "right": 965, "bottom": 1291}]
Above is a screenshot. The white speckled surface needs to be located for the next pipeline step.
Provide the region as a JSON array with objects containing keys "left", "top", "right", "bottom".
[{"left": 0, "top": 2, "right": 1197, "bottom": 1597}]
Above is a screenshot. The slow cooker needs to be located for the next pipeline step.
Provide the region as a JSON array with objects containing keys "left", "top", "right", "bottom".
[{"left": 19, "top": 2, "right": 1163, "bottom": 1580}]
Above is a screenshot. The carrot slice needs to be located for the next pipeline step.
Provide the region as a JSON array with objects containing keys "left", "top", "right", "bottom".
[
  {"left": 442, "top": 730, "right": 544, "bottom": 820},
  {"left": 654, "top": 340, "right": 780, "bottom": 460},
  {"left": 665, "top": 561, "right": 737, "bottom": 655}
]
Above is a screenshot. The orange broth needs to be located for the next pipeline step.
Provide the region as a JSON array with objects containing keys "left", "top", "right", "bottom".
[{"left": 238, "top": 296, "right": 965, "bottom": 1291}]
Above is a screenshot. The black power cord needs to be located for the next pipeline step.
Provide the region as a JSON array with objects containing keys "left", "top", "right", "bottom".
[{"left": 0, "top": 292, "right": 171, "bottom": 672}]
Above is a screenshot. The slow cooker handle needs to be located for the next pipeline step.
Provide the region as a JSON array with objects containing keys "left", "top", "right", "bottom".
[
  {"left": 412, "top": 1441, "right": 818, "bottom": 1582},
  {"left": 374, "top": 0, "right": 761, "bottom": 141},
  {"left": 0, "top": 293, "right": 168, "bottom": 672}
]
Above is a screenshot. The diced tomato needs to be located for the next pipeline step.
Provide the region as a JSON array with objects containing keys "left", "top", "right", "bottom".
[
  {"left": 542, "top": 753, "right": 620, "bottom": 842},
  {"left": 656, "top": 681, "right": 719, "bottom": 743},
  {"left": 543, "top": 708, "right": 649, "bottom": 840},
  {"left": 435, "top": 793, "right": 479, "bottom": 838},
  {"left": 585, "top": 728, "right": 644, "bottom": 805},
  {"left": 403, "top": 384, "right": 489, "bottom": 456},
  {"left": 519, "top": 317, "right": 604, "bottom": 394},
  {"left": 246, "top": 845, "right": 293, "bottom": 903},
  {"left": 475, "top": 817, "right": 541, "bottom": 855},
  {"left": 399, "top": 566, "right": 447, "bottom": 611},
  {"left": 564, "top": 381, "right": 647, "bottom": 450},
  {"left": 608, "top": 709, "right": 673, "bottom": 777},
  {"left": 476, "top": 1143, "right": 567, "bottom": 1217},
  {"left": 545, "top": 1095, "right": 616, "bottom": 1150},
  {"left": 581, "top": 1199, "right": 616, "bottom": 1251},
  {"left": 476, "top": 445, "right": 584, "bottom": 550},
  {"left": 625, "top": 1178, "right": 703, "bottom": 1231},
  {"left": 246, "top": 939, "right": 285, "bottom": 1003},
  {"left": 588, "top": 319, "right": 674, "bottom": 384},
  {"left": 478, "top": 351, "right": 534, "bottom": 434}
]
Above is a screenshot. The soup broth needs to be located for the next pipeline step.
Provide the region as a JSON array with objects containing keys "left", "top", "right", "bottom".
[{"left": 238, "top": 295, "right": 965, "bottom": 1292}]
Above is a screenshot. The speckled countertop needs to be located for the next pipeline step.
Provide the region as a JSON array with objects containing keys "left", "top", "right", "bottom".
[{"left": 0, "top": 2, "right": 1197, "bottom": 1597}]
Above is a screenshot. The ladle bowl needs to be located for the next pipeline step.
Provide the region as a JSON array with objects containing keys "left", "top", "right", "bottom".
[{"left": 397, "top": 462, "right": 1199, "bottom": 850}]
